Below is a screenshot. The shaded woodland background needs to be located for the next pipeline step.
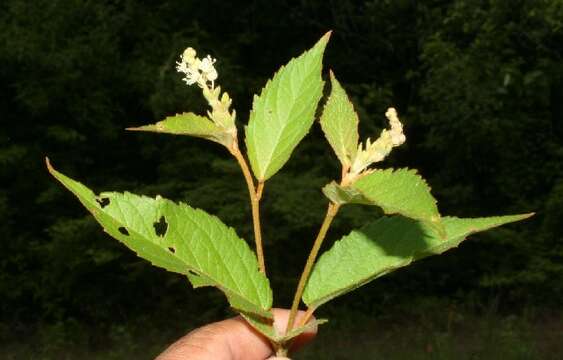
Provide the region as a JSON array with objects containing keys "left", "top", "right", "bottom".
[{"left": 1, "top": 0, "right": 562, "bottom": 358}]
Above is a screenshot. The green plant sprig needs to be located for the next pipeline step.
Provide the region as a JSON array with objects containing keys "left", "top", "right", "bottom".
[{"left": 47, "top": 31, "right": 533, "bottom": 357}]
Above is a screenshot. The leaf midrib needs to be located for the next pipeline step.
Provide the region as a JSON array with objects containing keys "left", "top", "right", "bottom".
[
  {"left": 104, "top": 195, "right": 267, "bottom": 311},
  {"left": 251, "top": 58, "right": 320, "bottom": 178}
]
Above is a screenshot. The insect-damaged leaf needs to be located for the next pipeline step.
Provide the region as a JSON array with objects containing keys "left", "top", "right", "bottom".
[{"left": 47, "top": 158, "right": 272, "bottom": 318}]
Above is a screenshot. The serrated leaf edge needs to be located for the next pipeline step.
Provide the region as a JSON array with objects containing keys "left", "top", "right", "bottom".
[
  {"left": 354, "top": 168, "right": 440, "bottom": 221},
  {"left": 46, "top": 158, "right": 273, "bottom": 318},
  {"left": 245, "top": 32, "right": 330, "bottom": 181},
  {"left": 319, "top": 70, "right": 360, "bottom": 167},
  {"left": 303, "top": 213, "right": 533, "bottom": 309}
]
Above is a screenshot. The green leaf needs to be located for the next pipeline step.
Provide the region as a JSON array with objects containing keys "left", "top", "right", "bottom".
[
  {"left": 245, "top": 32, "right": 330, "bottom": 181},
  {"left": 127, "top": 112, "right": 232, "bottom": 147},
  {"left": 303, "top": 213, "right": 533, "bottom": 309},
  {"left": 322, "top": 181, "right": 371, "bottom": 205},
  {"left": 320, "top": 71, "right": 359, "bottom": 167},
  {"left": 47, "top": 159, "right": 272, "bottom": 318},
  {"left": 242, "top": 313, "right": 327, "bottom": 343},
  {"left": 353, "top": 168, "right": 442, "bottom": 227}
]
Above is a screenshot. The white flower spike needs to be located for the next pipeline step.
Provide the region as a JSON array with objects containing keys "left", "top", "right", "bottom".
[
  {"left": 346, "top": 107, "right": 406, "bottom": 183},
  {"left": 176, "top": 47, "right": 236, "bottom": 136},
  {"left": 386, "top": 107, "right": 406, "bottom": 146}
]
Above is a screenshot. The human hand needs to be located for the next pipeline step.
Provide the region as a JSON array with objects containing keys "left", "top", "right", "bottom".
[{"left": 155, "top": 309, "right": 316, "bottom": 360}]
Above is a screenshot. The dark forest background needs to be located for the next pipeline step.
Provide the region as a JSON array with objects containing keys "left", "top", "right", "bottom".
[{"left": 1, "top": 0, "right": 562, "bottom": 359}]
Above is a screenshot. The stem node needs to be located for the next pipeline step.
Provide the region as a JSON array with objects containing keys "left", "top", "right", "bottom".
[{"left": 230, "top": 143, "right": 266, "bottom": 274}]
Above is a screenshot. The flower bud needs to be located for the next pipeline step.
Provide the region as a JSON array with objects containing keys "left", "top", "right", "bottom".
[{"left": 182, "top": 47, "right": 197, "bottom": 64}]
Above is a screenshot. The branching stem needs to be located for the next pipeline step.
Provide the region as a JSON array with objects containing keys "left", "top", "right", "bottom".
[
  {"left": 230, "top": 143, "right": 266, "bottom": 274},
  {"left": 256, "top": 181, "right": 264, "bottom": 201},
  {"left": 286, "top": 202, "right": 341, "bottom": 332}
]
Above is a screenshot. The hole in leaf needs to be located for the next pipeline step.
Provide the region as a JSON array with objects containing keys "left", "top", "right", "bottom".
[
  {"left": 118, "top": 227, "right": 129, "bottom": 236},
  {"left": 168, "top": 247, "right": 175, "bottom": 254},
  {"left": 96, "top": 197, "right": 110, "bottom": 208},
  {"left": 188, "top": 270, "right": 198, "bottom": 276},
  {"left": 153, "top": 216, "right": 168, "bottom": 237}
]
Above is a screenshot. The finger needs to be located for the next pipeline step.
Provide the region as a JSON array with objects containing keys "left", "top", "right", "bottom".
[{"left": 155, "top": 316, "right": 270, "bottom": 360}]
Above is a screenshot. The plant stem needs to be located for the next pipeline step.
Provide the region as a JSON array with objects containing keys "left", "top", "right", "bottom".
[
  {"left": 276, "top": 347, "right": 289, "bottom": 357},
  {"left": 256, "top": 181, "right": 264, "bottom": 201},
  {"left": 230, "top": 143, "right": 266, "bottom": 274},
  {"left": 300, "top": 306, "right": 316, "bottom": 327},
  {"left": 286, "top": 202, "right": 340, "bottom": 332}
]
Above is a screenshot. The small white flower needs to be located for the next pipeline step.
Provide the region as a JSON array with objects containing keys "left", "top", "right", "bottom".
[
  {"left": 391, "top": 132, "right": 406, "bottom": 146},
  {"left": 206, "top": 67, "right": 218, "bottom": 82},
  {"left": 182, "top": 47, "right": 197, "bottom": 64},
  {"left": 199, "top": 56, "right": 216, "bottom": 73},
  {"left": 176, "top": 48, "right": 219, "bottom": 88},
  {"left": 199, "top": 56, "right": 218, "bottom": 83},
  {"left": 385, "top": 107, "right": 399, "bottom": 123},
  {"left": 182, "top": 68, "right": 201, "bottom": 85}
]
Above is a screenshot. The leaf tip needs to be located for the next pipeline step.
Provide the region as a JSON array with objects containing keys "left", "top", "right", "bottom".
[
  {"left": 328, "top": 70, "right": 344, "bottom": 90},
  {"left": 45, "top": 157, "right": 55, "bottom": 174},
  {"left": 498, "top": 212, "right": 535, "bottom": 224},
  {"left": 125, "top": 125, "right": 153, "bottom": 132},
  {"left": 314, "top": 31, "right": 332, "bottom": 51},
  {"left": 518, "top": 212, "right": 535, "bottom": 221}
]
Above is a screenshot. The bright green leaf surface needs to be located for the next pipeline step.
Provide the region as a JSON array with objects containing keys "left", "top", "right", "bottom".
[
  {"left": 47, "top": 159, "right": 272, "bottom": 318},
  {"left": 127, "top": 112, "right": 231, "bottom": 146},
  {"left": 245, "top": 32, "right": 330, "bottom": 181},
  {"left": 320, "top": 72, "right": 359, "bottom": 167},
  {"left": 303, "top": 213, "right": 533, "bottom": 309},
  {"left": 353, "top": 168, "right": 442, "bottom": 226}
]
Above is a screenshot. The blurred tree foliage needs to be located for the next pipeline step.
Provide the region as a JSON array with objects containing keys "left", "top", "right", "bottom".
[{"left": 1, "top": 0, "right": 561, "bottom": 335}]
